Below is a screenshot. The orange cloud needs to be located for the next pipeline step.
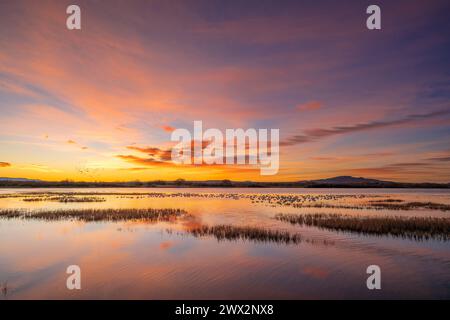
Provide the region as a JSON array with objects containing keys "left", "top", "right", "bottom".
[
  {"left": 127, "top": 146, "right": 172, "bottom": 161},
  {"left": 0, "top": 162, "right": 11, "bottom": 167},
  {"left": 116, "top": 152, "right": 261, "bottom": 176},
  {"left": 119, "top": 167, "right": 151, "bottom": 171},
  {"left": 161, "top": 125, "right": 176, "bottom": 133},
  {"left": 116, "top": 155, "right": 171, "bottom": 167}
]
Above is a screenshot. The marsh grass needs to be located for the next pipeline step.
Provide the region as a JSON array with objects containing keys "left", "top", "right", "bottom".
[
  {"left": 0, "top": 282, "right": 9, "bottom": 297},
  {"left": 369, "top": 199, "right": 404, "bottom": 203},
  {"left": 23, "top": 196, "right": 106, "bottom": 203},
  {"left": 294, "top": 201, "right": 450, "bottom": 211},
  {"left": 21, "top": 197, "right": 45, "bottom": 202},
  {"left": 189, "top": 224, "right": 302, "bottom": 244},
  {"left": 275, "top": 213, "right": 450, "bottom": 240},
  {"left": 0, "top": 208, "right": 186, "bottom": 222},
  {"left": 370, "top": 201, "right": 450, "bottom": 211}
]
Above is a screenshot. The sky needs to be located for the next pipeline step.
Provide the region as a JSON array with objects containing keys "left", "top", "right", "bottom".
[{"left": 0, "top": 0, "right": 449, "bottom": 182}]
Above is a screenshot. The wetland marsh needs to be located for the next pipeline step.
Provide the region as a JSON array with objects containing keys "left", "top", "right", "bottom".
[{"left": 0, "top": 188, "right": 449, "bottom": 299}]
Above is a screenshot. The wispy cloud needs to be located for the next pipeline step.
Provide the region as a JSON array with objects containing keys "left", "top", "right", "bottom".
[
  {"left": 126, "top": 146, "right": 172, "bottom": 161},
  {"left": 116, "top": 155, "right": 171, "bottom": 167},
  {"left": 117, "top": 143, "right": 263, "bottom": 176},
  {"left": 426, "top": 156, "right": 450, "bottom": 162},
  {"left": 281, "top": 109, "right": 450, "bottom": 147},
  {"left": 119, "top": 167, "right": 152, "bottom": 171},
  {"left": 0, "top": 162, "right": 11, "bottom": 167}
]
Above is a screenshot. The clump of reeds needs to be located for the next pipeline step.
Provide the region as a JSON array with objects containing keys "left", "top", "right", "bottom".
[
  {"left": 53, "top": 196, "right": 106, "bottom": 203},
  {"left": 369, "top": 199, "right": 404, "bottom": 203},
  {"left": 275, "top": 213, "right": 450, "bottom": 240},
  {"left": 22, "top": 197, "right": 46, "bottom": 202},
  {"left": 370, "top": 202, "right": 450, "bottom": 211},
  {"left": 292, "top": 201, "right": 450, "bottom": 212},
  {"left": 1, "top": 282, "right": 9, "bottom": 297},
  {"left": 0, "top": 208, "right": 187, "bottom": 222},
  {"left": 23, "top": 196, "right": 106, "bottom": 203},
  {"left": 189, "top": 224, "right": 302, "bottom": 244}
]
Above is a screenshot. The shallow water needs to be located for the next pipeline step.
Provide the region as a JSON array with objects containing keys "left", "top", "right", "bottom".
[{"left": 0, "top": 188, "right": 449, "bottom": 299}]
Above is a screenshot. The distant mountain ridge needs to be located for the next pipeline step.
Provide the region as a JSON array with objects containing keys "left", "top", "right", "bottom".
[
  {"left": 0, "top": 176, "right": 448, "bottom": 188},
  {"left": 309, "top": 176, "right": 394, "bottom": 186},
  {"left": 0, "top": 177, "right": 42, "bottom": 182}
]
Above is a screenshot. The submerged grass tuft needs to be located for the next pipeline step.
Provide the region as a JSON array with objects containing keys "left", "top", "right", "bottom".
[{"left": 189, "top": 224, "right": 302, "bottom": 244}]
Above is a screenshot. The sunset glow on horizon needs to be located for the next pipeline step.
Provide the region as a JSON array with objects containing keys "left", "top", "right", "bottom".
[{"left": 1, "top": 0, "right": 450, "bottom": 182}]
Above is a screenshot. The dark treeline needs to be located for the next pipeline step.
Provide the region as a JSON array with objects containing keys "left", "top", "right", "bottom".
[{"left": 0, "top": 177, "right": 449, "bottom": 189}]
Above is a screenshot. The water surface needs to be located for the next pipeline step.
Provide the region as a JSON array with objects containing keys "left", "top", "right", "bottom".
[{"left": 0, "top": 188, "right": 449, "bottom": 299}]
